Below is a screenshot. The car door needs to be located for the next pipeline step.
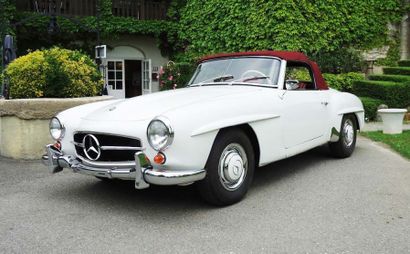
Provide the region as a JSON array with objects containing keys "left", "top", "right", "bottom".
[{"left": 280, "top": 63, "right": 329, "bottom": 149}]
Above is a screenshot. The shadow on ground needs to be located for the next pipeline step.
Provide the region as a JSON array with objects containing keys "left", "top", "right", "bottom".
[{"left": 45, "top": 144, "right": 354, "bottom": 214}]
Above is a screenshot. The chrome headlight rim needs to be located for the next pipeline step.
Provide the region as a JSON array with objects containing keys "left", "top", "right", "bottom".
[
  {"left": 49, "top": 117, "right": 65, "bottom": 141},
  {"left": 147, "top": 116, "right": 174, "bottom": 151}
]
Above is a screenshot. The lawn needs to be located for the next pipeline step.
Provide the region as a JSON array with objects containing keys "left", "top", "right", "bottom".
[{"left": 361, "top": 131, "right": 410, "bottom": 159}]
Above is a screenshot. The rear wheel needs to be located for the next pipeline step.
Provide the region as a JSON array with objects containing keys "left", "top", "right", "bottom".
[
  {"left": 197, "top": 129, "right": 255, "bottom": 206},
  {"left": 329, "top": 114, "right": 357, "bottom": 158}
]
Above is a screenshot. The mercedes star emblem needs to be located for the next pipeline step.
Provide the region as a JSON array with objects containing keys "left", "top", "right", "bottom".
[{"left": 82, "top": 134, "right": 101, "bottom": 161}]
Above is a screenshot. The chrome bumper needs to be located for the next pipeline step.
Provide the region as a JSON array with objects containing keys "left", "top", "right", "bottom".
[{"left": 41, "top": 145, "right": 206, "bottom": 189}]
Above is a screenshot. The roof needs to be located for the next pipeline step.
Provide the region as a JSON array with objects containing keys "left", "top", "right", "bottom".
[
  {"left": 200, "top": 50, "right": 310, "bottom": 62},
  {"left": 199, "top": 51, "right": 328, "bottom": 90}
]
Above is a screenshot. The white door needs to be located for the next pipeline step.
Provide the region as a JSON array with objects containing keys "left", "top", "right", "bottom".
[
  {"left": 281, "top": 90, "right": 328, "bottom": 148},
  {"left": 106, "top": 60, "right": 125, "bottom": 99},
  {"left": 142, "top": 59, "right": 152, "bottom": 94}
]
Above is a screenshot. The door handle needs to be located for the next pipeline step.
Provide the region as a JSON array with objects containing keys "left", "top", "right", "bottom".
[{"left": 321, "top": 101, "right": 329, "bottom": 106}]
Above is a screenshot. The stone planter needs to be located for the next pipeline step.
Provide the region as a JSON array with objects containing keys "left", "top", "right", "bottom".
[
  {"left": 0, "top": 96, "right": 113, "bottom": 159},
  {"left": 377, "top": 108, "right": 408, "bottom": 134}
]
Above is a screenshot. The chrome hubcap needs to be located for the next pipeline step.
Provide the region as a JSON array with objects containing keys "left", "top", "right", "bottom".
[
  {"left": 218, "top": 143, "right": 248, "bottom": 191},
  {"left": 343, "top": 119, "right": 355, "bottom": 147}
]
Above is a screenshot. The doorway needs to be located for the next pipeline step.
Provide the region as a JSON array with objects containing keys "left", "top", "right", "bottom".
[{"left": 125, "top": 60, "right": 142, "bottom": 98}]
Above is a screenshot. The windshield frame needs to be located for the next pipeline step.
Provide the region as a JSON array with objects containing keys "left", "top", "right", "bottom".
[{"left": 188, "top": 56, "right": 282, "bottom": 88}]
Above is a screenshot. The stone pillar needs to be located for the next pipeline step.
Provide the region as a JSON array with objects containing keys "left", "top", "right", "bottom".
[{"left": 400, "top": 14, "right": 409, "bottom": 60}]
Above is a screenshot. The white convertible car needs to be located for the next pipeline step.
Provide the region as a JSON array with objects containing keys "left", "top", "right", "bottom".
[{"left": 42, "top": 51, "right": 364, "bottom": 205}]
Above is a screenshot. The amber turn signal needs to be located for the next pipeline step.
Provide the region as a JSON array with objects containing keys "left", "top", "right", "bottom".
[
  {"left": 53, "top": 141, "right": 61, "bottom": 150},
  {"left": 153, "top": 152, "right": 166, "bottom": 164}
]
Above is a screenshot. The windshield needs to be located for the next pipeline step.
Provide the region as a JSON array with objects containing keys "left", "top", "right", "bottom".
[{"left": 189, "top": 57, "right": 281, "bottom": 87}]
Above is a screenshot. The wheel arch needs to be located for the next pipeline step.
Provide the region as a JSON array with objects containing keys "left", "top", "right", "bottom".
[{"left": 209, "top": 124, "right": 261, "bottom": 168}]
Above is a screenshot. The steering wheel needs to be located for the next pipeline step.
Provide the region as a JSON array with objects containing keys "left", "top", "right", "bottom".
[{"left": 241, "top": 70, "right": 267, "bottom": 79}]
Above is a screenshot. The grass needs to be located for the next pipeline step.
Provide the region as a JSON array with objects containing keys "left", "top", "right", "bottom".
[{"left": 361, "top": 131, "right": 410, "bottom": 159}]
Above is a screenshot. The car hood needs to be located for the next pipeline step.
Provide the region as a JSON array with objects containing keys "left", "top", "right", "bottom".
[{"left": 82, "top": 85, "right": 268, "bottom": 121}]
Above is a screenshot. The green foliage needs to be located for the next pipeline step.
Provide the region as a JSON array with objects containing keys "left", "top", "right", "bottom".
[
  {"left": 368, "top": 74, "right": 410, "bottom": 83},
  {"left": 178, "top": 0, "right": 404, "bottom": 60},
  {"left": 4, "top": 47, "right": 103, "bottom": 98},
  {"left": 352, "top": 80, "right": 410, "bottom": 108},
  {"left": 310, "top": 48, "right": 365, "bottom": 74},
  {"left": 398, "top": 60, "right": 410, "bottom": 67},
  {"left": 13, "top": 0, "right": 177, "bottom": 56},
  {"left": 362, "top": 131, "right": 410, "bottom": 159},
  {"left": 359, "top": 97, "right": 384, "bottom": 121},
  {"left": 323, "top": 72, "right": 365, "bottom": 92},
  {"left": 376, "top": 35, "right": 400, "bottom": 67},
  {"left": 158, "top": 61, "right": 195, "bottom": 90},
  {"left": 383, "top": 67, "right": 410, "bottom": 75}
]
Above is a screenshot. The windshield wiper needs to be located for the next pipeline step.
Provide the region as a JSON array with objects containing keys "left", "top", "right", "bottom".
[
  {"left": 191, "top": 74, "right": 234, "bottom": 86},
  {"left": 233, "top": 76, "right": 272, "bottom": 83}
]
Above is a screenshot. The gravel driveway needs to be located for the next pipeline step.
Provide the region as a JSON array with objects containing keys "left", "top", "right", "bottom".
[{"left": 0, "top": 136, "right": 409, "bottom": 253}]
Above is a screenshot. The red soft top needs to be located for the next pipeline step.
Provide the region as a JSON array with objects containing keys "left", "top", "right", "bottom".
[{"left": 199, "top": 51, "right": 329, "bottom": 90}]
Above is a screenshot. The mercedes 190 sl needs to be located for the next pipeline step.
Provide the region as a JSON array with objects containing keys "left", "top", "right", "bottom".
[{"left": 42, "top": 51, "right": 364, "bottom": 205}]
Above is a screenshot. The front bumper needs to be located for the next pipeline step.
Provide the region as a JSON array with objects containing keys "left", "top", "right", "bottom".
[{"left": 41, "top": 145, "right": 206, "bottom": 189}]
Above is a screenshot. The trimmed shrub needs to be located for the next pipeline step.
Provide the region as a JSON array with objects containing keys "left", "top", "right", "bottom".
[
  {"left": 398, "top": 60, "right": 410, "bottom": 67},
  {"left": 159, "top": 61, "right": 196, "bottom": 90},
  {"left": 352, "top": 80, "right": 410, "bottom": 108},
  {"left": 383, "top": 67, "right": 410, "bottom": 76},
  {"left": 323, "top": 72, "right": 364, "bottom": 92},
  {"left": 359, "top": 97, "right": 384, "bottom": 121},
  {"left": 368, "top": 74, "right": 410, "bottom": 83},
  {"left": 4, "top": 47, "right": 103, "bottom": 98}
]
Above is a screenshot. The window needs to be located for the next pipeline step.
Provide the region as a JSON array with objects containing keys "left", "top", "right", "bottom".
[
  {"left": 107, "top": 60, "right": 124, "bottom": 90},
  {"left": 285, "top": 62, "right": 316, "bottom": 90}
]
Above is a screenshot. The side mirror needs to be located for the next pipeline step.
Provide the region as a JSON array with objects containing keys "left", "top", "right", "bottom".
[{"left": 285, "top": 80, "right": 299, "bottom": 90}]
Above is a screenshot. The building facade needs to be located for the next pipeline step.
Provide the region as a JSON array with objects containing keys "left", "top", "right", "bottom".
[{"left": 15, "top": 0, "right": 170, "bottom": 99}]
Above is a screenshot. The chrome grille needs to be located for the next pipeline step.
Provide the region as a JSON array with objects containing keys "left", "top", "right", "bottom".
[{"left": 73, "top": 132, "right": 142, "bottom": 162}]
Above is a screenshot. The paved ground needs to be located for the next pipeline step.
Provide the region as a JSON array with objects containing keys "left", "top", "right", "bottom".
[{"left": 0, "top": 137, "right": 409, "bottom": 254}]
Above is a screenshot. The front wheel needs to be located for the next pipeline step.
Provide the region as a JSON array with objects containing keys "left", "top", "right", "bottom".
[
  {"left": 197, "top": 129, "right": 255, "bottom": 206},
  {"left": 329, "top": 114, "right": 357, "bottom": 158}
]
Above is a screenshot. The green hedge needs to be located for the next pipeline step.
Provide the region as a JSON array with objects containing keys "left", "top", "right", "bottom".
[
  {"left": 4, "top": 47, "right": 103, "bottom": 98},
  {"left": 368, "top": 74, "right": 410, "bottom": 83},
  {"left": 398, "top": 60, "right": 410, "bottom": 67},
  {"left": 383, "top": 67, "right": 410, "bottom": 76},
  {"left": 359, "top": 97, "right": 384, "bottom": 121},
  {"left": 352, "top": 80, "right": 410, "bottom": 108},
  {"left": 323, "top": 72, "right": 364, "bottom": 92}
]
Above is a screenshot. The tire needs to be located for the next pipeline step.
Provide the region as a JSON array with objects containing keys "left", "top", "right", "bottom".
[
  {"left": 329, "top": 114, "right": 357, "bottom": 158},
  {"left": 197, "top": 129, "right": 255, "bottom": 206}
]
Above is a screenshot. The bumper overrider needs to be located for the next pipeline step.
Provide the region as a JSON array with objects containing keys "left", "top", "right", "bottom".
[{"left": 41, "top": 145, "right": 206, "bottom": 189}]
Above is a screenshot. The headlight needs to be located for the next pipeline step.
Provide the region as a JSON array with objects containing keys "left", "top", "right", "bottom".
[
  {"left": 147, "top": 117, "right": 174, "bottom": 151},
  {"left": 49, "top": 117, "right": 65, "bottom": 140}
]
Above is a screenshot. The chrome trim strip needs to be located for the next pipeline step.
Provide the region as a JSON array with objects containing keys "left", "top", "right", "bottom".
[{"left": 100, "top": 146, "right": 144, "bottom": 151}]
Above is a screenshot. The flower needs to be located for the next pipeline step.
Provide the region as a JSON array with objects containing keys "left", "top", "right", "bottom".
[
  {"left": 168, "top": 75, "right": 173, "bottom": 81},
  {"left": 173, "top": 84, "right": 177, "bottom": 90}
]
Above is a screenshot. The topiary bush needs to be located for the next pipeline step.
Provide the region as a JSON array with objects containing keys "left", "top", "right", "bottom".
[
  {"left": 359, "top": 97, "right": 384, "bottom": 121},
  {"left": 4, "top": 47, "right": 103, "bottom": 98},
  {"left": 323, "top": 72, "right": 365, "bottom": 92},
  {"left": 352, "top": 80, "right": 410, "bottom": 108},
  {"left": 158, "top": 61, "right": 196, "bottom": 90}
]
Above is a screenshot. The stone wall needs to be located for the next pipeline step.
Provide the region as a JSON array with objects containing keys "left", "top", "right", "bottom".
[{"left": 0, "top": 96, "right": 113, "bottom": 159}]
